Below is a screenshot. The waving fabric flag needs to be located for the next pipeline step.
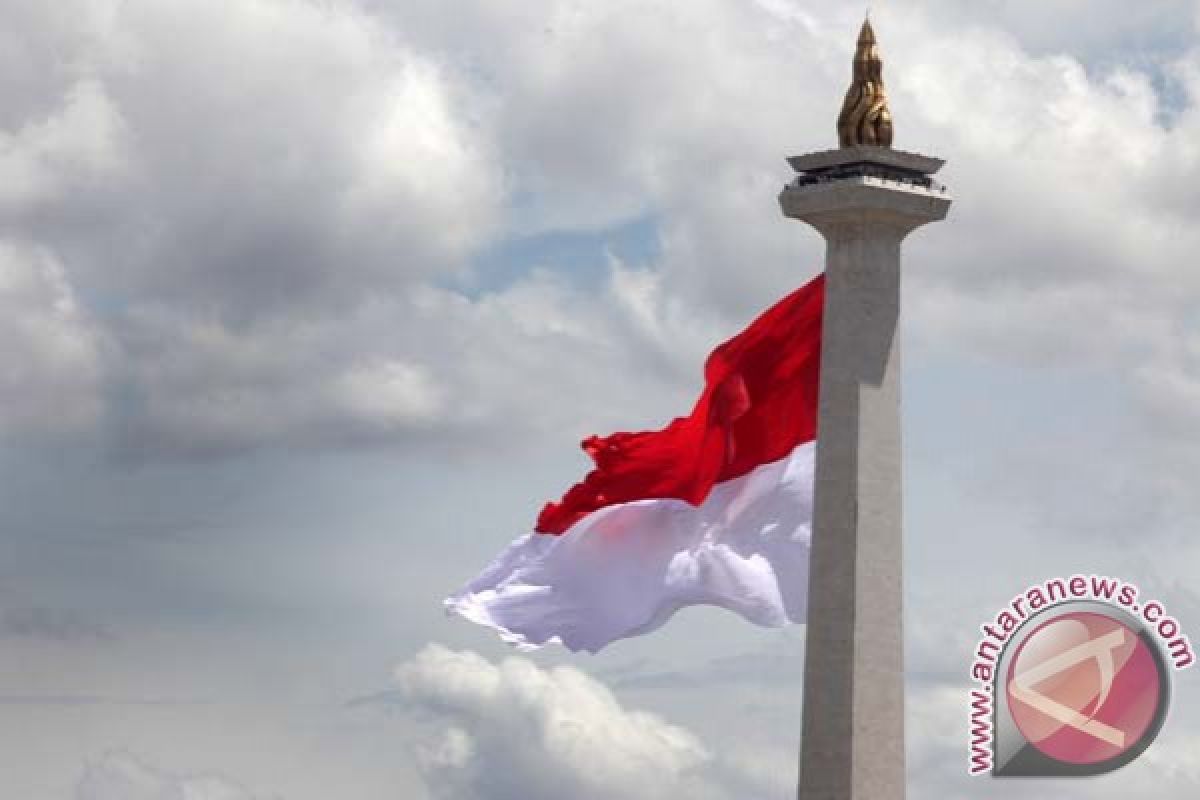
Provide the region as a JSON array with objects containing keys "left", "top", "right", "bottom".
[{"left": 447, "top": 274, "right": 825, "bottom": 652}]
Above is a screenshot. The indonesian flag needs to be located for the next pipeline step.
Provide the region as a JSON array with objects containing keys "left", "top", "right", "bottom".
[{"left": 447, "top": 273, "right": 824, "bottom": 652}]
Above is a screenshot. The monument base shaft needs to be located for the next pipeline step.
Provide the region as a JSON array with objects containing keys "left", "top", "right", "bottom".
[{"left": 798, "top": 221, "right": 906, "bottom": 800}]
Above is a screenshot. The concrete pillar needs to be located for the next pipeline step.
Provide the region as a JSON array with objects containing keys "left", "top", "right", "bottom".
[{"left": 780, "top": 147, "right": 951, "bottom": 800}]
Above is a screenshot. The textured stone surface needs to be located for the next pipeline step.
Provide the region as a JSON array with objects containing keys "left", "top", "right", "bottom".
[{"left": 780, "top": 168, "right": 951, "bottom": 800}]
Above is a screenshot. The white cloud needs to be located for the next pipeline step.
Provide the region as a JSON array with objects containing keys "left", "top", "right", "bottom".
[
  {"left": 0, "top": 78, "right": 127, "bottom": 216},
  {"left": 0, "top": 0, "right": 1193, "bottom": 468},
  {"left": 56, "top": 0, "right": 504, "bottom": 317},
  {"left": 0, "top": 0, "right": 512, "bottom": 452},
  {"left": 899, "top": 0, "right": 1196, "bottom": 62},
  {"left": 334, "top": 359, "right": 443, "bottom": 430},
  {"left": 76, "top": 751, "right": 262, "bottom": 800},
  {"left": 0, "top": 240, "right": 105, "bottom": 435},
  {"left": 1, "top": 0, "right": 1194, "bottom": 460},
  {"left": 395, "top": 643, "right": 769, "bottom": 800},
  {"left": 109, "top": 263, "right": 715, "bottom": 455}
]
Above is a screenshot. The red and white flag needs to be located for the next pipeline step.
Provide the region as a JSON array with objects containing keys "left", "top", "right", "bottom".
[{"left": 447, "top": 274, "right": 824, "bottom": 652}]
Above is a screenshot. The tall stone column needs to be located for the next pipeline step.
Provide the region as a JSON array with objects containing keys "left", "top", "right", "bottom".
[{"left": 779, "top": 19, "right": 951, "bottom": 800}]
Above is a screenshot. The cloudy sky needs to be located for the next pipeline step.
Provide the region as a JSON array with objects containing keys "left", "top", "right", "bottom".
[{"left": 3, "top": 0, "right": 1200, "bottom": 797}]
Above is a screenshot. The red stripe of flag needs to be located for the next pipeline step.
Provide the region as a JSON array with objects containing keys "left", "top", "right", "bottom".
[{"left": 535, "top": 273, "right": 824, "bottom": 534}]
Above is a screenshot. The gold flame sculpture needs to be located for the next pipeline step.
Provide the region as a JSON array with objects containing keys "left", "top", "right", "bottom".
[{"left": 837, "top": 18, "right": 893, "bottom": 148}]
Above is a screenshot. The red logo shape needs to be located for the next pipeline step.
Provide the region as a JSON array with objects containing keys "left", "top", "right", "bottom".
[{"left": 1006, "top": 611, "right": 1163, "bottom": 765}]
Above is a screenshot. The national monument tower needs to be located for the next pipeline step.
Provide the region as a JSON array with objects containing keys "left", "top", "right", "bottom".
[{"left": 780, "top": 18, "right": 951, "bottom": 800}]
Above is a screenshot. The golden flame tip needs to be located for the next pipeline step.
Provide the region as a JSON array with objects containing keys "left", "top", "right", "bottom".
[
  {"left": 858, "top": 17, "right": 876, "bottom": 44},
  {"left": 837, "top": 18, "right": 893, "bottom": 147}
]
